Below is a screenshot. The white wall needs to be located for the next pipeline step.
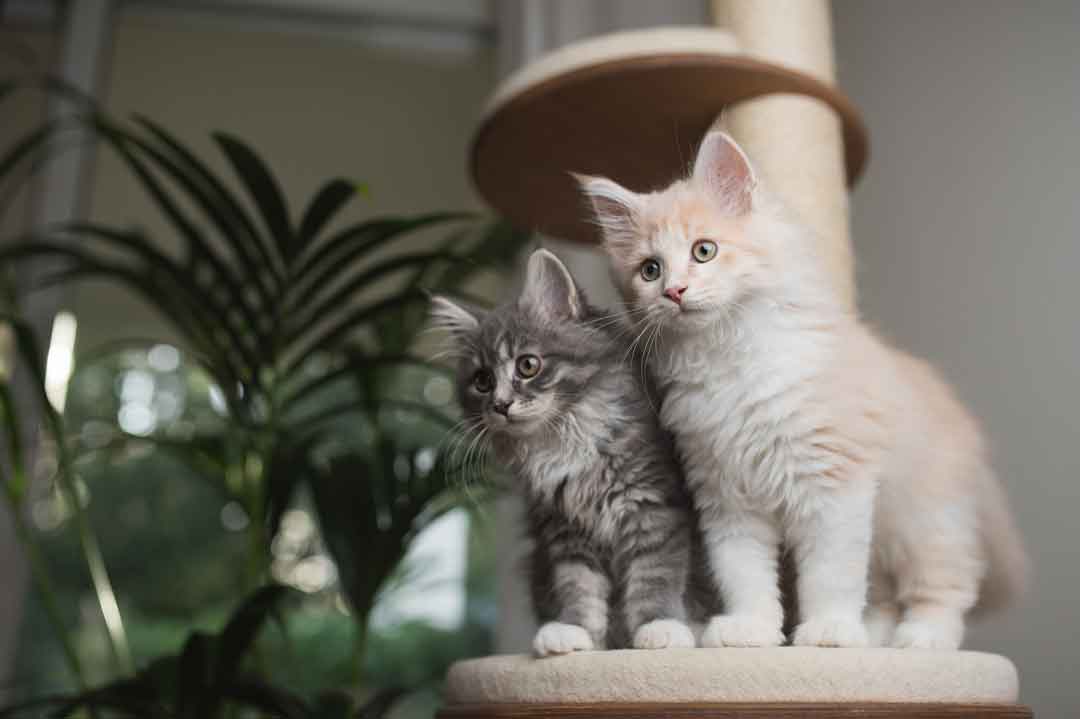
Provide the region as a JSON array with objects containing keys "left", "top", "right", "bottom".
[{"left": 833, "top": 2, "right": 1080, "bottom": 715}]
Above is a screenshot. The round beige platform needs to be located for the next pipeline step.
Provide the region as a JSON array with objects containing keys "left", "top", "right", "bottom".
[
  {"left": 444, "top": 648, "right": 1020, "bottom": 705},
  {"left": 470, "top": 27, "right": 869, "bottom": 244}
]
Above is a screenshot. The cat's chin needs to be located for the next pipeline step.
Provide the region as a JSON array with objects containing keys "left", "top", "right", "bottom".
[
  {"left": 490, "top": 415, "right": 549, "bottom": 438},
  {"left": 659, "top": 307, "right": 715, "bottom": 332}
]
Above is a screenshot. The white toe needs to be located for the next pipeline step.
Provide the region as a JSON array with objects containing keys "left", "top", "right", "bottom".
[
  {"left": 792, "top": 615, "right": 869, "bottom": 648},
  {"left": 700, "top": 615, "right": 785, "bottom": 648},
  {"left": 533, "top": 622, "right": 594, "bottom": 657},
  {"left": 892, "top": 620, "right": 962, "bottom": 650},
  {"left": 633, "top": 619, "right": 696, "bottom": 650}
]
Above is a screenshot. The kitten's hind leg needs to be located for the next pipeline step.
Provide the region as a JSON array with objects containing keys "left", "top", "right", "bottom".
[
  {"left": 892, "top": 603, "right": 966, "bottom": 650},
  {"left": 889, "top": 500, "right": 980, "bottom": 650}
]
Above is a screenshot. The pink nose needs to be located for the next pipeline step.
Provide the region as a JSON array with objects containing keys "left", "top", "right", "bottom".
[{"left": 663, "top": 286, "right": 687, "bottom": 304}]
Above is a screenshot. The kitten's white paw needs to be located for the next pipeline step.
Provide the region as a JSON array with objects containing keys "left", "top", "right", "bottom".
[
  {"left": 632, "top": 619, "right": 696, "bottom": 650},
  {"left": 792, "top": 615, "right": 869, "bottom": 648},
  {"left": 533, "top": 622, "right": 594, "bottom": 657},
  {"left": 700, "top": 615, "right": 785, "bottom": 648},
  {"left": 891, "top": 620, "right": 962, "bottom": 650}
]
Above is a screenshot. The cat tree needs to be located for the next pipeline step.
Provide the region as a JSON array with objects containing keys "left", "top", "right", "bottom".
[{"left": 439, "top": 2, "right": 1030, "bottom": 717}]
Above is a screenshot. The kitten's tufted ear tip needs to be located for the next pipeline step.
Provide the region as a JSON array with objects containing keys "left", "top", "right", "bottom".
[
  {"left": 569, "top": 171, "right": 612, "bottom": 196},
  {"left": 429, "top": 294, "right": 479, "bottom": 337},
  {"left": 529, "top": 247, "right": 566, "bottom": 270},
  {"left": 568, "top": 170, "right": 592, "bottom": 186}
]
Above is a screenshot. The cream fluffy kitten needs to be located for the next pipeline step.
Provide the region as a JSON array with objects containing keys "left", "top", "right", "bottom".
[{"left": 578, "top": 131, "right": 1027, "bottom": 649}]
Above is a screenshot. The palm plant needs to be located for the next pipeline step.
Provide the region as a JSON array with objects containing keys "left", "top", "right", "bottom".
[
  {"left": 0, "top": 312, "right": 97, "bottom": 690},
  {"left": 0, "top": 583, "right": 408, "bottom": 718},
  {"left": 0, "top": 78, "right": 529, "bottom": 715}
]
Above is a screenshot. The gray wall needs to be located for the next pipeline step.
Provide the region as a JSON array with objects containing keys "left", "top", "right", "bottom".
[{"left": 833, "top": 2, "right": 1080, "bottom": 715}]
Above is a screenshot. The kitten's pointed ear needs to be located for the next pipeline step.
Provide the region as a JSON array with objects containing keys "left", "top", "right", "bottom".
[
  {"left": 429, "top": 295, "right": 479, "bottom": 338},
  {"left": 692, "top": 131, "right": 756, "bottom": 215},
  {"left": 520, "top": 248, "right": 583, "bottom": 322},
  {"left": 573, "top": 172, "right": 642, "bottom": 248}
]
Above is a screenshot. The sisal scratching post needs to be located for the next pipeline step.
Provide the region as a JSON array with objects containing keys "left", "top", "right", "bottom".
[
  {"left": 713, "top": 0, "right": 855, "bottom": 308},
  {"left": 444, "top": 12, "right": 1030, "bottom": 719}
]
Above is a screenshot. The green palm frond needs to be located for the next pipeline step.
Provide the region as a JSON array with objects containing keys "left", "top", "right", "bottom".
[{"left": 0, "top": 84, "right": 530, "bottom": 715}]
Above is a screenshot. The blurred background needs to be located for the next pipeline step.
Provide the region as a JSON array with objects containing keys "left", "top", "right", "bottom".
[{"left": 1, "top": 1, "right": 1077, "bottom": 718}]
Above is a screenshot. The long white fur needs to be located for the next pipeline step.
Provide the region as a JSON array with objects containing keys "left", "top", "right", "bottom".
[{"left": 581, "top": 131, "right": 1028, "bottom": 650}]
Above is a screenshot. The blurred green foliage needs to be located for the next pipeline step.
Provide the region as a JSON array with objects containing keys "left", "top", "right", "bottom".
[{"left": 0, "top": 76, "right": 525, "bottom": 717}]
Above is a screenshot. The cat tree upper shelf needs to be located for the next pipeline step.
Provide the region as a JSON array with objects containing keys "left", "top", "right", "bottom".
[{"left": 470, "top": 27, "right": 869, "bottom": 245}]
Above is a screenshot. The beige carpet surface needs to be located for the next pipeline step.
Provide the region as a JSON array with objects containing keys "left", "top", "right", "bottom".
[{"left": 445, "top": 648, "right": 1020, "bottom": 705}]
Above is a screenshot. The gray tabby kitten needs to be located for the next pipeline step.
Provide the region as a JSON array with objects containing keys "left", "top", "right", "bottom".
[{"left": 431, "top": 249, "right": 696, "bottom": 656}]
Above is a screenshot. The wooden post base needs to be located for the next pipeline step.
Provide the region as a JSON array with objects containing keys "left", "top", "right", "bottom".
[{"left": 439, "top": 702, "right": 1033, "bottom": 718}]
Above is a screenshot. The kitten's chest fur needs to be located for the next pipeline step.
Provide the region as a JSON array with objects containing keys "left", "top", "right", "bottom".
[
  {"left": 506, "top": 380, "right": 672, "bottom": 548},
  {"left": 527, "top": 446, "right": 657, "bottom": 547},
  {"left": 655, "top": 314, "right": 831, "bottom": 513}
]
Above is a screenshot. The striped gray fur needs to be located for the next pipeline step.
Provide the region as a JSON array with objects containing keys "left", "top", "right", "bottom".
[{"left": 431, "top": 249, "right": 700, "bottom": 650}]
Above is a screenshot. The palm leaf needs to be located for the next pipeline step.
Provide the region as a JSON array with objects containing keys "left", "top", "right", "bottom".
[
  {"left": 0, "top": 242, "right": 246, "bottom": 400},
  {"left": 262, "top": 432, "right": 326, "bottom": 540},
  {"left": 108, "top": 122, "right": 277, "bottom": 321},
  {"left": 310, "top": 437, "right": 455, "bottom": 627},
  {"left": 214, "top": 132, "right": 295, "bottom": 267},
  {"left": 286, "top": 250, "right": 473, "bottom": 337},
  {"left": 214, "top": 584, "right": 291, "bottom": 691},
  {"left": 298, "top": 178, "right": 357, "bottom": 251},
  {"left": 64, "top": 220, "right": 269, "bottom": 373},
  {"left": 175, "top": 632, "right": 214, "bottom": 718},
  {"left": 87, "top": 120, "right": 268, "bottom": 371},
  {"left": 288, "top": 212, "right": 472, "bottom": 304},
  {"left": 281, "top": 354, "right": 452, "bottom": 412},
  {"left": 309, "top": 452, "right": 404, "bottom": 623},
  {"left": 0, "top": 122, "right": 61, "bottom": 190},
  {"left": 133, "top": 115, "right": 281, "bottom": 301},
  {"left": 280, "top": 288, "right": 428, "bottom": 378},
  {"left": 0, "top": 383, "right": 29, "bottom": 503}
]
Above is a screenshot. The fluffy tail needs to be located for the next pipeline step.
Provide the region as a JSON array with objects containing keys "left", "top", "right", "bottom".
[{"left": 973, "top": 472, "right": 1029, "bottom": 616}]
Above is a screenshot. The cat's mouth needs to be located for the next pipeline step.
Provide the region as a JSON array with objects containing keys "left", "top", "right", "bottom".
[
  {"left": 489, "top": 411, "right": 530, "bottom": 428},
  {"left": 489, "top": 411, "right": 548, "bottom": 435},
  {"left": 660, "top": 303, "right": 705, "bottom": 319}
]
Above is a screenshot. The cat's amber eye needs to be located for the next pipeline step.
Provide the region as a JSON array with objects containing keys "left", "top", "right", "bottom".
[
  {"left": 692, "top": 239, "right": 718, "bottom": 263},
  {"left": 473, "top": 369, "right": 494, "bottom": 393},
  {"left": 516, "top": 354, "right": 542, "bottom": 378},
  {"left": 640, "top": 259, "right": 662, "bottom": 282}
]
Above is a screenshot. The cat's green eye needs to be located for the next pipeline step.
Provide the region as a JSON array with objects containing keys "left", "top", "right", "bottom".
[
  {"left": 473, "top": 369, "right": 494, "bottom": 393},
  {"left": 640, "top": 259, "right": 661, "bottom": 282},
  {"left": 516, "top": 354, "right": 542, "bottom": 378},
  {"left": 692, "top": 239, "right": 718, "bottom": 263}
]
